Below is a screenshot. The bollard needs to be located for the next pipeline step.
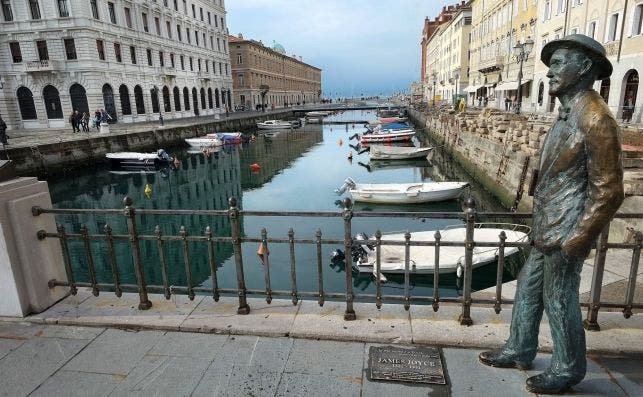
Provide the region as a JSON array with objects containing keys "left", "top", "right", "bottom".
[
  {"left": 459, "top": 197, "right": 475, "bottom": 326},
  {"left": 342, "top": 198, "right": 356, "bottom": 320},
  {"left": 229, "top": 197, "right": 250, "bottom": 314},
  {"left": 123, "top": 197, "right": 152, "bottom": 310}
]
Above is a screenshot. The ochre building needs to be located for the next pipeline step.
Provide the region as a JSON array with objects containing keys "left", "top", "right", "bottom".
[{"left": 228, "top": 34, "right": 321, "bottom": 111}]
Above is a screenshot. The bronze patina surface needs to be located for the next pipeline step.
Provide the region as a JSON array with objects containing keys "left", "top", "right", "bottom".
[{"left": 369, "top": 346, "right": 446, "bottom": 384}]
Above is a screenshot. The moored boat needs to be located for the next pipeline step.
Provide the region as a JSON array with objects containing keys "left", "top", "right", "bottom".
[
  {"left": 378, "top": 116, "right": 408, "bottom": 124},
  {"left": 216, "top": 132, "right": 243, "bottom": 143},
  {"left": 106, "top": 149, "right": 173, "bottom": 169},
  {"left": 257, "top": 120, "right": 293, "bottom": 130},
  {"left": 355, "top": 225, "right": 530, "bottom": 278},
  {"left": 335, "top": 177, "right": 469, "bottom": 204},
  {"left": 369, "top": 145, "right": 433, "bottom": 160},
  {"left": 360, "top": 130, "right": 415, "bottom": 143},
  {"left": 306, "top": 111, "right": 331, "bottom": 117},
  {"left": 185, "top": 133, "right": 223, "bottom": 148}
]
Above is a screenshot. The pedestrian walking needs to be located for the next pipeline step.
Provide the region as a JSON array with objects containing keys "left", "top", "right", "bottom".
[
  {"left": 81, "top": 112, "right": 89, "bottom": 132},
  {"left": 0, "top": 116, "right": 8, "bottom": 145},
  {"left": 69, "top": 111, "right": 81, "bottom": 133},
  {"left": 94, "top": 110, "right": 101, "bottom": 131}
]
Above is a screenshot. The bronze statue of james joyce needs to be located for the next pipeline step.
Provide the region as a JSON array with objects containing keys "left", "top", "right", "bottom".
[{"left": 478, "top": 34, "right": 624, "bottom": 394}]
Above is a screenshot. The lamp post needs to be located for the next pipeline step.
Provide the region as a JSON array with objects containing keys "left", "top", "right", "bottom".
[
  {"left": 431, "top": 72, "right": 437, "bottom": 107},
  {"left": 513, "top": 38, "right": 534, "bottom": 114},
  {"left": 152, "top": 85, "right": 163, "bottom": 126}
]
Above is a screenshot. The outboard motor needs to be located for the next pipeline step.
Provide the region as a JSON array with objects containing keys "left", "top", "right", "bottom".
[
  {"left": 330, "top": 249, "right": 345, "bottom": 262},
  {"left": 334, "top": 177, "right": 356, "bottom": 195}
]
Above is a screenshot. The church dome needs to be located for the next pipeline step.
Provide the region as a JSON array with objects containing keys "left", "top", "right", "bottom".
[{"left": 271, "top": 41, "right": 286, "bottom": 54}]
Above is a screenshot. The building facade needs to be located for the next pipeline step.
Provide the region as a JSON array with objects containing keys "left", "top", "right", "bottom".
[
  {"left": 229, "top": 34, "right": 321, "bottom": 111},
  {"left": 436, "top": 5, "right": 473, "bottom": 104},
  {"left": 0, "top": 0, "right": 233, "bottom": 131}
]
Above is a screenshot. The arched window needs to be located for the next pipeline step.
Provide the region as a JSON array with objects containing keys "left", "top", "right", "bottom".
[
  {"left": 622, "top": 70, "right": 639, "bottom": 121},
  {"left": 183, "top": 87, "right": 190, "bottom": 110},
  {"left": 102, "top": 84, "right": 117, "bottom": 122},
  {"left": 134, "top": 85, "right": 145, "bottom": 114},
  {"left": 17, "top": 87, "right": 37, "bottom": 120},
  {"left": 150, "top": 87, "right": 160, "bottom": 113},
  {"left": 192, "top": 87, "right": 199, "bottom": 115},
  {"left": 600, "top": 78, "right": 611, "bottom": 103},
  {"left": 119, "top": 84, "right": 132, "bottom": 115},
  {"left": 537, "top": 82, "right": 544, "bottom": 106},
  {"left": 173, "top": 86, "right": 181, "bottom": 111},
  {"left": 208, "top": 88, "right": 213, "bottom": 109},
  {"left": 43, "top": 85, "right": 63, "bottom": 119},
  {"left": 214, "top": 88, "right": 220, "bottom": 108},
  {"left": 200, "top": 87, "right": 206, "bottom": 109},
  {"left": 69, "top": 83, "right": 89, "bottom": 114},
  {"left": 162, "top": 86, "right": 171, "bottom": 112}
]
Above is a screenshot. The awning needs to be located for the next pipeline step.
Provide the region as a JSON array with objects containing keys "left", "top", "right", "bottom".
[
  {"left": 495, "top": 81, "right": 518, "bottom": 91},
  {"left": 464, "top": 85, "right": 482, "bottom": 93}
]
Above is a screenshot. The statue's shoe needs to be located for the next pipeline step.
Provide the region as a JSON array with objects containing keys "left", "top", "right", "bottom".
[
  {"left": 478, "top": 350, "right": 532, "bottom": 370},
  {"left": 526, "top": 372, "right": 581, "bottom": 394}
]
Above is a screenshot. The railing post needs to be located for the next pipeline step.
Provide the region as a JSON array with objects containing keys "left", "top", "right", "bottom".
[
  {"left": 342, "top": 198, "right": 356, "bottom": 321},
  {"left": 583, "top": 226, "right": 610, "bottom": 331},
  {"left": 459, "top": 197, "right": 475, "bottom": 326},
  {"left": 123, "top": 197, "right": 152, "bottom": 310},
  {"left": 228, "top": 197, "right": 250, "bottom": 315},
  {"left": 623, "top": 231, "right": 642, "bottom": 319}
]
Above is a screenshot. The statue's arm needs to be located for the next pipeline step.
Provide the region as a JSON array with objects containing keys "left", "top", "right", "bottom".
[{"left": 562, "top": 112, "right": 624, "bottom": 257}]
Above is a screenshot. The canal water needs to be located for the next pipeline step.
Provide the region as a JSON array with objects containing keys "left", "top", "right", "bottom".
[{"left": 48, "top": 110, "right": 525, "bottom": 301}]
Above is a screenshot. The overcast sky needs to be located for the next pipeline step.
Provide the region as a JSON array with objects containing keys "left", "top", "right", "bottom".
[{"left": 226, "top": 0, "right": 444, "bottom": 98}]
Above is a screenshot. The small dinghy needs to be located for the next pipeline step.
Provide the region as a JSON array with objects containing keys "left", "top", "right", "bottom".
[
  {"left": 216, "top": 132, "right": 243, "bottom": 143},
  {"left": 106, "top": 149, "right": 173, "bottom": 168},
  {"left": 355, "top": 225, "right": 530, "bottom": 279},
  {"left": 335, "top": 177, "right": 468, "bottom": 204},
  {"left": 360, "top": 130, "right": 415, "bottom": 144},
  {"left": 185, "top": 133, "right": 223, "bottom": 148},
  {"left": 257, "top": 120, "right": 293, "bottom": 130},
  {"left": 369, "top": 146, "right": 433, "bottom": 160}
]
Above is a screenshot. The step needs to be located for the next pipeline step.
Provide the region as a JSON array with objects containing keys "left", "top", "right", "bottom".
[{"left": 623, "top": 157, "right": 643, "bottom": 168}]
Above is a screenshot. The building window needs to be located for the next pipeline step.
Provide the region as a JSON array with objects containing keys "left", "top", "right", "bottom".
[
  {"left": 17, "top": 87, "right": 37, "bottom": 120},
  {"left": 163, "top": 86, "right": 171, "bottom": 112},
  {"left": 207, "top": 11, "right": 210, "bottom": 24},
  {"left": 9, "top": 42, "right": 22, "bottom": 63},
  {"left": 200, "top": 87, "right": 206, "bottom": 109},
  {"left": 186, "top": 28, "right": 191, "bottom": 44},
  {"left": 183, "top": 87, "right": 190, "bottom": 110},
  {"left": 29, "top": 0, "right": 41, "bottom": 19},
  {"left": 177, "top": 24, "right": 182, "bottom": 41},
  {"left": 64, "top": 38, "right": 77, "bottom": 60},
  {"left": 1, "top": 0, "right": 13, "bottom": 21},
  {"left": 214, "top": 13, "right": 218, "bottom": 27},
  {"left": 210, "top": 36, "right": 213, "bottom": 49},
  {"left": 155, "top": 17, "right": 160, "bottom": 35},
  {"left": 151, "top": 87, "right": 159, "bottom": 113},
  {"left": 180, "top": 55, "right": 184, "bottom": 70},
  {"left": 633, "top": 4, "right": 643, "bottom": 36},
  {"left": 114, "top": 42, "right": 122, "bottom": 62},
  {"left": 199, "top": 7, "right": 203, "bottom": 20},
  {"left": 225, "top": 63, "right": 228, "bottom": 75},
  {"left": 220, "top": 16, "right": 224, "bottom": 29},
  {"left": 170, "top": 53, "right": 174, "bottom": 68},
  {"left": 142, "top": 12, "right": 149, "bottom": 32},
  {"left": 189, "top": 57, "right": 193, "bottom": 71},
  {"left": 557, "top": 0, "right": 565, "bottom": 14},
  {"left": 36, "top": 40, "right": 48, "bottom": 61},
  {"left": 57, "top": 0, "right": 69, "bottom": 17},
  {"left": 202, "top": 32, "right": 205, "bottom": 47},
  {"left": 173, "top": 0, "right": 177, "bottom": 11},
  {"left": 587, "top": 21, "right": 597, "bottom": 38},
  {"left": 43, "top": 85, "right": 63, "bottom": 119},
  {"left": 119, "top": 84, "right": 131, "bottom": 115},
  {"left": 124, "top": 7, "right": 132, "bottom": 28},
  {"left": 96, "top": 40, "right": 105, "bottom": 60},
  {"left": 146, "top": 48, "right": 152, "bottom": 65},
  {"left": 191, "top": 3, "right": 195, "bottom": 17},
  {"left": 159, "top": 51, "right": 164, "bottom": 66},
  {"left": 197, "top": 58, "right": 201, "bottom": 71},
  {"left": 217, "top": 37, "right": 220, "bottom": 51},
  {"left": 173, "top": 86, "right": 181, "bottom": 110},
  {"left": 90, "top": 0, "right": 99, "bottom": 19},
  {"left": 108, "top": 2, "right": 116, "bottom": 24},
  {"left": 166, "top": 21, "right": 171, "bottom": 38},
  {"left": 544, "top": 1, "right": 551, "bottom": 21},
  {"left": 608, "top": 13, "right": 619, "bottom": 41},
  {"left": 134, "top": 85, "right": 145, "bottom": 114},
  {"left": 208, "top": 88, "right": 213, "bottom": 109},
  {"left": 195, "top": 30, "right": 199, "bottom": 45},
  {"left": 130, "top": 46, "right": 137, "bottom": 64},
  {"left": 182, "top": 0, "right": 186, "bottom": 13},
  {"left": 205, "top": 61, "right": 208, "bottom": 72},
  {"left": 238, "top": 73, "right": 244, "bottom": 86},
  {"left": 218, "top": 62, "right": 222, "bottom": 74}
]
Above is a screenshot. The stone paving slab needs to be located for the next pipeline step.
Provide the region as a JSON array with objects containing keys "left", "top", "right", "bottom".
[
  {"left": 29, "top": 370, "right": 121, "bottom": 397},
  {"left": 290, "top": 300, "right": 412, "bottom": 343},
  {"left": 180, "top": 296, "right": 299, "bottom": 336},
  {"left": 146, "top": 331, "right": 228, "bottom": 359}
]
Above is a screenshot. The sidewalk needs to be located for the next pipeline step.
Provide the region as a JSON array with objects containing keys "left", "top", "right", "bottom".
[
  {"left": 0, "top": 320, "right": 640, "bottom": 396},
  {"left": 1, "top": 290, "right": 642, "bottom": 395}
]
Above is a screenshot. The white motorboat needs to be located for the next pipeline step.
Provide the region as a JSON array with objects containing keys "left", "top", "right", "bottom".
[
  {"left": 369, "top": 146, "right": 433, "bottom": 160},
  {"left": 356, "top": 225, "right": 530, "bottom": 278},
  {"left": 257, "top": 120, "right": 293, "bottom": 130},
  {"left": 106, "top": 149, "right": 173, "bottom": 168},
  {"left": 306, "top": 111, "right": 331, "bottom": 117},
  {"left": 185, "top": 133, "right": 223, "bottom": 148},
  {"left": 335, "top": 177, "right": 469, "bottom": 204},
  {"left": 360, "top": 130, "right": 416, "bottom": 144}
]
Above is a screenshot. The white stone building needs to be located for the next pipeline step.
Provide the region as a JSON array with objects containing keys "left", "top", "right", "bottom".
[{"left": 0, "top": 0, "right": 233, "bottom": 131}]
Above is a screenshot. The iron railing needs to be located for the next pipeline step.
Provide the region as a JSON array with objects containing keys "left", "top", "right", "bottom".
[{"left": 32, "top": 197, "right": 642, "bottom": 331}]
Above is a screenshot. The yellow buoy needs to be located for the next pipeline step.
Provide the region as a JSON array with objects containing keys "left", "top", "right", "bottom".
[{"left": 144, "top": 183, "right": 152, "bottom": 198}]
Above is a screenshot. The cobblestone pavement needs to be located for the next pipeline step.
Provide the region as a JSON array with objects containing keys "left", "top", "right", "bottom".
[{"left": 0, "top": 321, "right": 641, "bottom": 396}]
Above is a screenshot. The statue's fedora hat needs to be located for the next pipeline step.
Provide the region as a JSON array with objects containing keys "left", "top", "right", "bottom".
[{"left": 541, "top": 34, "right": 612, "bottom": 79}]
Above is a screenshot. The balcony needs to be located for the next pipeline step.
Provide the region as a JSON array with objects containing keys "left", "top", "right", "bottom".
[
  {"left": 161, "top": 67, "right": 176, "bottom": 78},
  {"left": 197, "top": 71, "right": 211, "bottom": 80},
  {"left": 478, "top": 56, "right": 504, "bottom": 73},
  {"left": 25, "top": 60, "right": 59, "bottom": 73}
]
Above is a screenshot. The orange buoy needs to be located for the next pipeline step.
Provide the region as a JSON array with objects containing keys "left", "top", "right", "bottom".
[{"left": 250, "top": 163, "right": 261, "bottom": 173}]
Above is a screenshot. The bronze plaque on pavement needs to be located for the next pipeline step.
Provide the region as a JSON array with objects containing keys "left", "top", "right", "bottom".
[{"left": 369, "top": 346, "right": 446, "bottom": 384}]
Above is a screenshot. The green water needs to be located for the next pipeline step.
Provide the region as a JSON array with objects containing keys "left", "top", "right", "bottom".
[{"left": 48, "top": 110, "right": 524, "bottom": 300}]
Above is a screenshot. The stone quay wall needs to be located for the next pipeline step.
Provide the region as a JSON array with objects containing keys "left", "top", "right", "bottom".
[
  {"left": 409, "top": 107, "right": 542, "bottom": 212},
  {"left": 8, "top": 111, "right": 293, "bottom": 177}
]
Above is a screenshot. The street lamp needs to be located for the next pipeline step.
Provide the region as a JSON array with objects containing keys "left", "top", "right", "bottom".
[
  {"left": 431, "top": 72, "right": 437, "bottom": 107},
  {"left": 513, "top": 37, "right": 534, "bottom": 114},
  {"left": 152, "top": 85, "right": 163, "bottom": 126}
]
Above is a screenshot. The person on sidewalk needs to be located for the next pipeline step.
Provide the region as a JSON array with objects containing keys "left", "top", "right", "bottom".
[
  {"left": 81, "top": 112, "right": 89, "bottom": 132},
  {"left": 0, "top": 116, "right": 8, "bottom": 145},
  {"left": 69, "top": 111, "right": 80, "bottom": 133},
  {"left": 94, "top": 109, "right": 101, "bottom": 131},
  {"left": 478, "top": 34, "right": 624, "bottom": 394}
]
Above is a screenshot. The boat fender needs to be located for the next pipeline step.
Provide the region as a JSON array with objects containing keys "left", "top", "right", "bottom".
[
  {"left": 456, "top": 263, "right": 464, "bottom": 278},
  {"left": 338, "top": 138, "right": 343, "bottom": 146},
  {"left": 250, "top": 163, "right": 261, "bottom": 172},
  {"left": 330, "top": 249, "right": 345, "bottom": 262}
]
